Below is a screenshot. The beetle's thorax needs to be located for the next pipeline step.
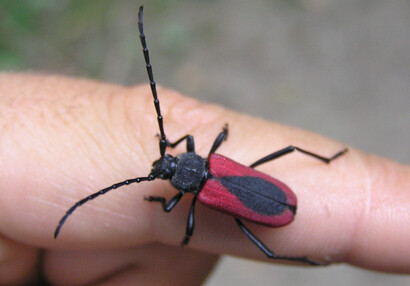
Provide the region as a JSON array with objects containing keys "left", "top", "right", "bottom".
[{"left": 152, "top": 152, "right": 208, "bottom": 193}]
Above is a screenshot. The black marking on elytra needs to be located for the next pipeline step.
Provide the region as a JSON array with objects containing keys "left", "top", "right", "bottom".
[{"left": 219, "top": 176, "right": 293, "bottom": 215}]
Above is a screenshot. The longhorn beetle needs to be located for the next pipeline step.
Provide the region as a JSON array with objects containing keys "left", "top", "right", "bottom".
[{"left": 54, "top": 6, "right": 348, "bottom": 265}]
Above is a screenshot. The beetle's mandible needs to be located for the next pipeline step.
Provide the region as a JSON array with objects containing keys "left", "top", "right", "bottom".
[{"left": 54, "top": 6, "right": 348, "bottom": 265}]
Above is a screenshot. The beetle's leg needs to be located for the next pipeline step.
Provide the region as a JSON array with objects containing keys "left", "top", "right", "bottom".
[
  {"left": 234, "top": 218, "right": 323, "bottom": 265},
  {"left": 159, "top": 134, "right": 195, "bottom": 153},
  {"left": 181, "top": 195, "right": 198, "bottom": 246},
  {"left": 249, "top": 146, "right": 348, "bottom": 168},
  {"left": 145, "top": 192, "right": 183, "bottom": 212},
  {"left": 209, "top": 124, "right": 229, "bottom": 155}
]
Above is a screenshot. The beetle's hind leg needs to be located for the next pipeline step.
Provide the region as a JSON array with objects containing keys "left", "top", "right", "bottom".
[
  {"left": 249, "top": 146, "right": 347, "bottom": 168},
  {"left": 181, "top": 196, "right": 198, "bottom": 246},
  {"left": 209, "top": 124, "right": 229, "bottom": 155},
  {"left": 234, "top": 218, "right": 324, "bottom": 265}
]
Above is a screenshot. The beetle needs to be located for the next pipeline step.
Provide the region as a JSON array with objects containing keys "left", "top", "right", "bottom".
[{"left": 54, "top": 6, "right": 347, "bottom": 265}]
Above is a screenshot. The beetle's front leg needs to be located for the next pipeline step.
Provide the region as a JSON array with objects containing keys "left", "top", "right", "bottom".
[
  {"left": 145, "top": 192, "right": 183, "bottom": 212},
  {"left": 158, "top": 134, "right": 195, "bottom": 153}
]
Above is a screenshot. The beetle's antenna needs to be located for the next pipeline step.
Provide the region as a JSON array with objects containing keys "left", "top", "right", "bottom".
[
  {"left": 54, "top": 175, "right": 154, "bottom": 238},
  {"left": 138, "top": 6, "right": 167, "bottom": 157}
]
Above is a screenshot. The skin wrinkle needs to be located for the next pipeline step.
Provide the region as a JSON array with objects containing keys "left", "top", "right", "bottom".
[
  {"left": 3, "top": 86, "right": 68, "bottom": 179},
  {"left": 75, "top": 95, "right": 129, "bottom": 177},
  {"left": 121, "top": 89, "right": 144, "bottom": 161},
  {"left": 92, "top": 263, "right": 137, "bottom": 286},
  {"left": 100, "top": 90, "right": 123, "bottom": 149},
  {"left": 304, "top": 152, "right": 355, "bottom": 263},
  {"left": 74, "top": 121, "right": 104, "bottom": 168},
  {"left": 34, "top": 76, "right": 80, "bottom": 129},
  {"left": 28, "top": 195, "right": 64, "bottom": 211},
  {"left": 99, "top": 97, "right": 135, "bottom": 175},
  {"left": 49, "top": 256, "right": 136, "bottom": 286},
  {"left": 128, "top": 86, "right": 161, "bottom": 163},
  {"left": 38, "top": 82, "right": 106, "bottom": 174},
  {"left": 343, "top": 153, "right": 374, "bottom": 264},
  {"left": 0, "top": 234, "right": 40, "bottom": 284},
  {"left": 89, "top": 204, "right": 138, "bottom": 223},
  {"left": 358, "top": 157, "right": 409, "bottom": 269}
]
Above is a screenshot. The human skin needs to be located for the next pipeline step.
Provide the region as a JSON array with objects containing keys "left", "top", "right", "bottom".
[{"left": 0, "top": 73, "right": 409, "bottom": 285}]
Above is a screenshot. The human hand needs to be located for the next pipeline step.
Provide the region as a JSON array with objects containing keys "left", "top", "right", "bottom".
[{"left": 0, "top": 74, "right": 409, "bottom": 285}]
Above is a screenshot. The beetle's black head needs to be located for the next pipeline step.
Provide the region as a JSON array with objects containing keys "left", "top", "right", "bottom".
[{"left": 151, "top": 154, "right": 176, "bottom": 180}]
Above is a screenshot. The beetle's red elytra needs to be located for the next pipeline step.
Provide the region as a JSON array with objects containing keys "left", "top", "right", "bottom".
[{"left": 200, "top": 153, "right": 296, "bottom": 227}]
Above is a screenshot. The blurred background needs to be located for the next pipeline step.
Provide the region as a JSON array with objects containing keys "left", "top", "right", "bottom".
[{"left": 1, "top": 0, "right": 408, "bottom": 285}]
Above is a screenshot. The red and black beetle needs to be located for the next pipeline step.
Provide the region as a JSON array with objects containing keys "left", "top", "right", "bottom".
[{"left": 54, "top": 6, "right": 347, "bottom": 265}]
